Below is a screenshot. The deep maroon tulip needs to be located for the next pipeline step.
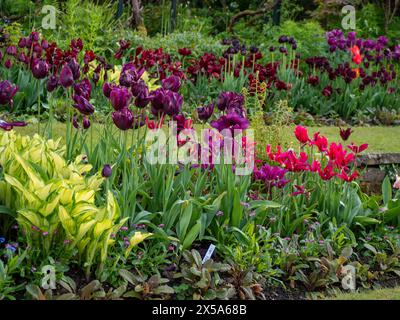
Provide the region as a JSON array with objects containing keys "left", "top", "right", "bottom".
[
  {"left": 4, "top": 59, "right": 12, "bottom": 69},
  {"left": 112, "top": 108, "right": 134, "bottom": 130},
  {"left": 210, "top": 112, "right": 249, "bottom": 132},
  {"left": 162, "top": 75, "right": 181, "bottom": 92},
  {"left": 322, "top": 86, "right": 333, "bottom": 97},
  {"left": 82, "top": 117, "right": 90, "bottom": 129},
  {"left": 150, "top": 88, "right": 183, "bottom": 117},
  {"left": 74, "top": 78, "right": 92, "bottom": 99},
  {"left": 60, "top": 65, "right": 74, "bottom": 88},
  {"left": 67, "top": 58, "right": 81, "bottom": 80},
  {"left": 197, "top": 103, "right": 214, "bottom": 122},
  {"left": 101, "top": 164, "right": 112, "bottom": 178},
  {"left": 307, "top": 75, "right": 320, "bottom": 86},
  {"left": 110, "top": 87, "right": 131, "bottom": 111},
  {"left": 0, "top": 80, "right": 18, "bottom": 108},
  {"left": 32, "top": 60, "right": 49, "bottom": 79},
  {"left": 178, "top": 48, "right": 192, "bottom": 56},
  {"left": 46, "top": 75, "right": 58, "bottom": 92},
  {"left": 339, "top": 128, "right": 353, "bottom": 141},
  {"left": 0, "top": 119, "right": 27, "bottom": 131},
  {"left": 73, "top": 95, "right": 94, "bottom": 115}
]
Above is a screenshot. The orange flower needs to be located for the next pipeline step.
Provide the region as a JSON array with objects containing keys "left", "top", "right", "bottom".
[
  {"left": 350, "top": 45, "right": 362, "bottom": 65},
  {"left": 352, "top": 68, "right": 360, "bottom": 78}
]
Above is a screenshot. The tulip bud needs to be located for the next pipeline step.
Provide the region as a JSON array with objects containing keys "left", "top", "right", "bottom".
[{"left": 101, "top": 164, "right": 112, "bottom": 178}]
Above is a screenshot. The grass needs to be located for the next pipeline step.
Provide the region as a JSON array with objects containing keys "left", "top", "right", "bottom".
[
  {"left": 11, "top": 122, "right": 400, "bottom": 153},
  {"left": 329, "top": 287, "right": 400, "bottom": 300}
]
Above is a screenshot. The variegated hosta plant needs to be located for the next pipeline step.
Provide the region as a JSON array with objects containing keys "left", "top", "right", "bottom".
[{"left": 0, "top": 132, "right": 136, "bottom": 276}]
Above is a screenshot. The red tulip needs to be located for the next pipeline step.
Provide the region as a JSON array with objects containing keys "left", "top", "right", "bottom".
[{"left": 294, "top": 125, "right": 310, "bottom": 144}]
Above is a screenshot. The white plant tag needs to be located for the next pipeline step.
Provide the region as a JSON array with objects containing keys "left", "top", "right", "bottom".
[{"left": 202, "top": 244, "right": 216, "bottom": 264}]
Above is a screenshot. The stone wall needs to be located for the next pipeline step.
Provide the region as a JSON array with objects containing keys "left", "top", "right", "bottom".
[{"left": 357, "top": 153, "right": 400, "bottom": 193}]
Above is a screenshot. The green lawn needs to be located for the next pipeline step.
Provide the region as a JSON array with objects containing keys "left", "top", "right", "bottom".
[
  {"left": 10, "top": 122, "right": 400, "bottom": 153},
  {"left": 329, "top": 287, "right": 400, "bottom": 300}
]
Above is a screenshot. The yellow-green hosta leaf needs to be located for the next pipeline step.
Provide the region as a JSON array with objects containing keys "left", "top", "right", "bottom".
[
  {"left": 70, "top": 203, "right": 98, "bottom": 218},
  {"left": 93, "top": 219, "right": 113, "bottom": 239},
  {"left": 125, "top": 232, "right": 153, "bottom": 258},
  {"left": 75, "top": 190, "right": 95, "bottom": 203},
  {"left": 71, "top": 220, "right": 97, "bottom": 248},
  {"left": 14, "top": 154, "right": 45, "bottom": 189},
  {"left": 4, "top": 174, "right": 39, "bottom": 204},
  {"left": 106, "top": 191, "right": 120, "bottom": 220},
  {"left": 60, "top": 187, "right": 74, "bottom": 205},
  {"left": 18, "top": 209, "right": 43, "bottom": 229},
  {"left": 39, "top": 194, "right": 60, "bottom": 217},
  {"left": 36, "top": 183, "right": 54, "bottom": 201},
  {"left": 58, "top": 206, "right": 76, "bottom": 236}
]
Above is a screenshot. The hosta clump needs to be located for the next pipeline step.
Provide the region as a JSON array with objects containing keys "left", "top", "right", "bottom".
[
  {"left": 0, "top": 132, "right": 135, "bottom": 276},
  {"left": 175, "top": 249, "right": 235, "bottom": 300}
]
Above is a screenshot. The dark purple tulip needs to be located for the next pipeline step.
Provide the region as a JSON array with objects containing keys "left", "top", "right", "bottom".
[
  {"left": 0, "top": 80, "right": 18, "bottom": 108},
  {"left": 18, "top": 52, "right": 27, "bottom": 63},
  {"left": 102, "top": 82, "right": 115, "bottom": 98},
  {"left": 347, "top": 31, "right": 356, "bottom": 42},
  {"left": 119, "top": 63, "right": 145, "bottom": 87},
  {"left": 217, "top": 92, "right": 244, "bottom": 114},
  {"left": 197, "top": 103, "right": 214, "bottom": 122},
  {"left": 278, "top": 35, "right": 288, "bottom": 43},
  {"left": 101, "top": 164, "right": 112, "bottom": 178},
  {"left": 60, "top": 65, "right": 74, "bottom": 88},
  {"left": 82, "top": 117, "right": 90, "bottom": 129},
  {"left": 41, "top": 40, "right": 49, "bottom": 50},
  {"left": 131, "top": 79, "right": 148, "bottom": 97},
  {"left": 210, "top": 112, "right": 249, "bottom": 132},
  {"left": 29, "top": 31, "right": 40, "bottom": 42},
  {"left": 135, "top": 91, "right": 151, "bottom": 108},
  {"left": 112, "top": 108, "right": 134, "bottom": 130},
  {"left": 4, "top": 59, "right": 12, "bottom": 69},
  {"left": 110, "top": 87, "right": 131, "bottom": 111},
  {"left": 73, "top": 78, "right": 92, "bottom": 99},
  {"left": 18, "top": 38, "right": 27, "bottom": 48},
  {"left": 0, "top": 119, "right": 27, "bottom": 131},
  {"left": 32, "top": 60, "right": 49, "bottom": 79},
  {"left": 73, "top": 95, "right": 94, "bottom": 115},
  {"left": 269, "top": 46, "right": 276, "bottom": 52},
  {"left": 46, "top": 75, "right": 58, "bottom": 92},
  {"left": 161, "top": 75, "right": 181, "bottom": 92},
  {"left": 33, "top": 44, "right": 42, "bottom": 55},
  {"left": 67, "top": 58, "right": 80, "bottom": 80},
  {"left": 250, "top": 46, "right": 259, "bottom": 54},
  {"left": 72, "top": 116, "right": 79, "bottom": 129},
  {"left": 6, "top": 46, "right": 17, "bottom": 56},
  {"left": 150, "top": 88, "right": 183, "bottom": 116},
  {"left": 279, "top": 47, "right": 288, "bottom": 54}
]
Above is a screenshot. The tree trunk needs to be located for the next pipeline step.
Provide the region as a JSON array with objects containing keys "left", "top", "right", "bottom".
[
  {"left": 170, "top": 0, "right": 178, "bottom": 32},
  {"left": 381, "top": 0, "right": 400, "bottom": 34},
  {"left": 227, "top": 0, "right": 281, "bottom": 33},
  {"left": 131, "top": 0, "right": 147, "bottom": 36}
]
